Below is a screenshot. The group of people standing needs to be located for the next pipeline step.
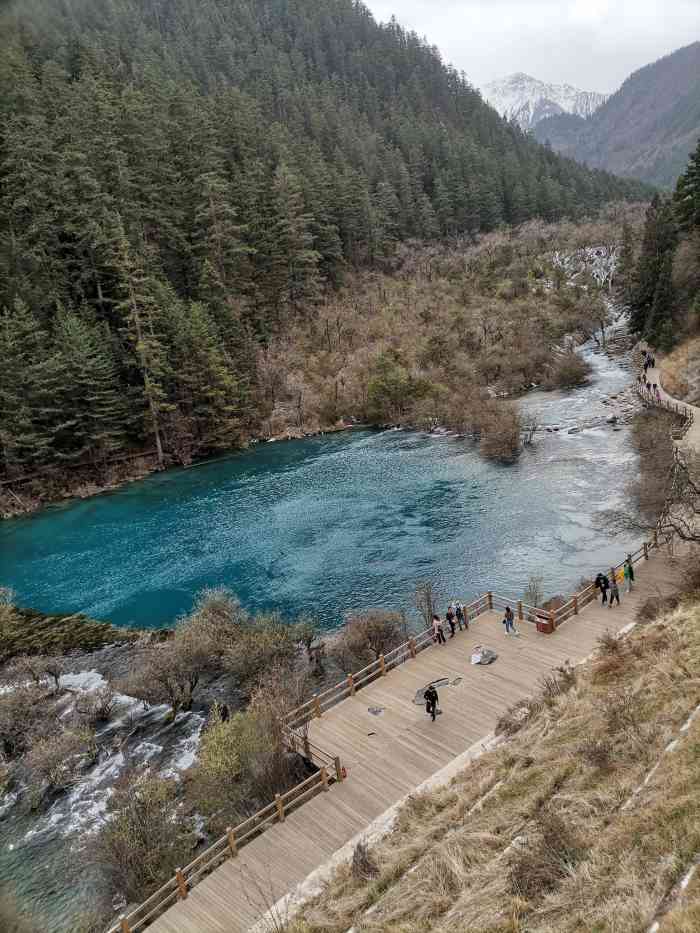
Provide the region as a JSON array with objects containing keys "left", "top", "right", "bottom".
[
  {"left": 431, "top": 601, "right": 469, "bottom": 643},
  {"left": 639, "top": 351, "right": 661, "bottom": 400},
  {"left": 594, "top": 555, "right": 635, "bottom": 607}
]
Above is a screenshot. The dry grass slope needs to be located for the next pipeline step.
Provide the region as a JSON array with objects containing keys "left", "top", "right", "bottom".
[{"left": 289, "top": 600, "right": 700, "bottom": 933}]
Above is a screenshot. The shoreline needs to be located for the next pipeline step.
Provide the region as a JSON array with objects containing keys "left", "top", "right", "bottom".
[{"left": 0, "top": 422, "right": 362, "bottom": 522}]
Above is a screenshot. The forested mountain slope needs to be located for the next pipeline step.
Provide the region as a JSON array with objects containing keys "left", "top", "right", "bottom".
[
  {"left": 0, "top": 0, "right": 649, "bottom": 485},
  {"left": 534, "top": 42, "right": 700, "bottom": 188}
]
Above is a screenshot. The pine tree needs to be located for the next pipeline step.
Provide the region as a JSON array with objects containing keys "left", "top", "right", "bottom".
[
  {"left": 164, "top": 298, "right": 241, "bottom": 458},
  {"left": 267, "top": 163, "right": 322, "bottom": 316},
  {"left": 193, "top": 169, "right": 253, "bottom": 299},
  {"left": 616, "top": 222, "right": 636, "bottom": 307},
  {"left": 646, "top": 252, "right": 675, "bottom": 349},
  {"left": 52, "top": 309, "right": 127, "bottom": 466},
  {"left": 674, "top": 138, "right": 700, "bottom": 233},
  {"left": 0, "top": 300, "right": 61, "bottom": 475},
  {"left": 112, "top": 221, "right": 169, "bottom": 468},
  {"left": 630, "top": 196, "right": 678, "bottom": 334}
]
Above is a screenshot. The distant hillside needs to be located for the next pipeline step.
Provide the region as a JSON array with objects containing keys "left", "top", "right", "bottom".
[
  {"left": 534, "top": 42, "right": 700, "bottom": 188},
  {"left": 483, "top": 72, "right": 607, "bottom": 132}
]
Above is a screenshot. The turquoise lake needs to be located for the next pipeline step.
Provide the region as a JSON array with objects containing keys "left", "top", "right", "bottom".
[{"left": 0, "top": 345, "right": 636, "bottom": 629}]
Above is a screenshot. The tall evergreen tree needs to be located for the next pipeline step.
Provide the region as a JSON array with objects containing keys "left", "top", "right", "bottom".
[
  {"left": 646, "top": 252, "right": 676, "bottom": 350},
  {"left": 674, "top": 138, "right": 700, "bottom": 233},
  {"left": 266, "top": 163, "right": 322, "bottom": 317},
  {"left": 52, "top": 309, "right": 127, "bottom": 465},
  {"left": 616, "top": 221, "right": 636, "bottom": 307},
  {"left": 630, "top": 195, "right": 678, "bottom": 334}
]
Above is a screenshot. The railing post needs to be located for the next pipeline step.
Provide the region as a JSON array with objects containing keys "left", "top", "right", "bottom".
[
  {"left": 409, "top": 637, "right": 416, "bottom": 659},
  {"left": 487, "top": 591, "right": 493, "bottom": 610},
  {"left": 347, "top": 673, "right": 355, "bottom": 696},
  {"left": 644, "top": 542, "right": 649, "bottom": 560},
  {"left": 517, "top": 600, "right": 523, "bottom": 621},
  {"left": 379, "top": 654, "right": 386, "bottom": 676},
  {"left": 334, "top": 756, "right": 344, "bottom": 782},
  {"left": 320, "top": 766, "right": 329, "bottom": 791},
  {"left": 119, "top": 916, "right": 131, "bottom": 933},
  {"left": 549, "top": 610, "right": 556, "bottom": 631},
  {"left": 313, "top": 694, "right": 322, "bottom": 718},
  {"left": 573, "top": 595, "right": 578, "bottom": 615},
  {"left": 275, "top": 793, "right": 285, "bottom": 823},
  {"left": 303, "top": 733, "right": 310, "bottom": 759},
  {"left": 175, "top": 868, "right": 188, "bottom": 901},
  {"left": 227, "top": 826, "right": 238, "bottom": 857}
]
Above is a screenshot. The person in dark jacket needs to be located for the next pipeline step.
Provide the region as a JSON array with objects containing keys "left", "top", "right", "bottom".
[
  {"left": 424, "top": 684, "right": 439, "bottom": 721},
  {"left": 446, "top": 605, "right": 456, "bottom": 637},
  {"left": 595, "top": 572, "right": 609, "bottom": 604}
]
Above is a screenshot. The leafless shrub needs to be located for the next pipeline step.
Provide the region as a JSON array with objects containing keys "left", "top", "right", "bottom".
[
  {"left": 76, "top": 687, "right": 116, "bottom": 725},
  {"left": 91, "top": 771, "right": 195, "bottom": 903},
  {"left": 496, "top": 698, "right": 542, "bottom": 737},
  {"left": 352, "top": 841, "right": 379, "bottom": 881},
  {"left": 543, "top": 351, "right": 591, "bottom": 389},
  {"left": 24, "top": 727, "right": 97, "bottom": 794},
  {"left": 0, "top": 684, "right": 54, "bottom": 760},
  {"left": 510, "top": 810, "right": 583, "bottom": 899},
  {"left": 523, "top": 574, "right": 545, "bottom": 608},
  {"left": 578, "top": 737, "right": 613, "bottom": 771},
  {"left": 597, "top": 631, "right": 622, "bottom": 655},
  {"left": 478, "top": 401, "right": 522, "bottom": 464},
  {"left": 332, "top": 610, "right": 407, "bottom": 668},
  {"left": 604, "top": 690, "right": 645, "bottom": 742},
  {"left": 415, "top": 580, "right": 438, "bottom": 627},
  {"left": 539, "top": 662, "right": 576, "bottom": 704}
]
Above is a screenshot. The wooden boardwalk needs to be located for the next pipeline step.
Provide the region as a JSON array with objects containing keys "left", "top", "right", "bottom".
[{"left": 149, "top": 545, "right": 684, "bottom": 933}]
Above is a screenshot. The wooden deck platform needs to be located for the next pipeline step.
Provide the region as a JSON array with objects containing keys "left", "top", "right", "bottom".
[{"left": 149, "top": 544, "right": 683, "bottom": 933}]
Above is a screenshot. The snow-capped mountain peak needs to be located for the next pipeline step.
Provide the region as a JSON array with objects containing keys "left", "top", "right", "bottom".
[{"left": 482, "top": 73, "right": 608, "bottom": 132}]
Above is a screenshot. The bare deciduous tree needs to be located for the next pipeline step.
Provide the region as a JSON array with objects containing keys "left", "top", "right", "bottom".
[{"left": 332, "top": 610, "right": 407, "bottom": 667}]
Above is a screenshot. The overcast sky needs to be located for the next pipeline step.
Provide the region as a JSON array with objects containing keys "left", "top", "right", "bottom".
[{"left": 363, "top": 0, "right": 700, "bottom": 93}]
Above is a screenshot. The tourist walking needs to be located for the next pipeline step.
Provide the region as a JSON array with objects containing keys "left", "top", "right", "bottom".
[
  {"left": 595, "top": 572, "right": 609, "bottom": 604},
  {"left": 424, "top": 684, "right": 439, "bottom": 722},
  {"left": 446, "top": 605, "right": 456, "bottom": 638},
  {"left": 609, "top": 575, "right": 621, "bottom": 607},
  {"left": 502, "top": 605, "right": 516, "bottom": 635},
  {"left": 624, "top": 556, "right": 635, "bottom": 593},
  {"left": 432, "top": 614, "right": 446, "bottom": 644},
  {"left": 455, "top": 601, "right": 466, "bottom": 630}
]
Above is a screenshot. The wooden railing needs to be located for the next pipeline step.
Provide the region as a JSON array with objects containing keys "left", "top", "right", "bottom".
[
  {"left": 106, "top": 741, "right": 344, "bottom": 933},
  {"left": 283, "top": 593, "right": 497, "bottom": 730},
  {"left": 637, "top": 385, "right": 695, "bottom": 437}
]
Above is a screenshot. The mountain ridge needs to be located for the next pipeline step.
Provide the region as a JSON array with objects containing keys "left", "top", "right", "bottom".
[
  {"left": 482, "top": 72, "right": 608, "bottom": 131},
  {"left": 533, "top": 41, "right": 700, "bottom": 188}
]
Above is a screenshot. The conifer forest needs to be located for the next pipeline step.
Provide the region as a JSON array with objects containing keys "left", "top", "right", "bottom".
[{"left": 0, "top": 0, "right": 652, "bottom": 486}]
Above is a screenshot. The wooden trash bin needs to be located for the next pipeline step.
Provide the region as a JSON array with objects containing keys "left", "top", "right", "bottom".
[{"left": 536, "top": 617, "right": 554, "bottom": 635}]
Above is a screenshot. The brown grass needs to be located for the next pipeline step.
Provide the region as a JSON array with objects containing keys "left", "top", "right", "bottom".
[{"left": 289, "top": 599, "right": 700, "bottom": 933}]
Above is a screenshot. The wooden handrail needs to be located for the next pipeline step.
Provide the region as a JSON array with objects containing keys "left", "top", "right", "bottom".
[{"left": 105, "top": 759, "right": 342, "bottom": 933}]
